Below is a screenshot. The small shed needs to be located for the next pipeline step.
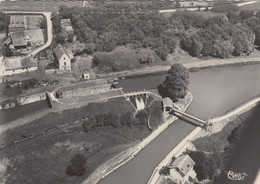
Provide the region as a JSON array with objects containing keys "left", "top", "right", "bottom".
[
  {"left": 82, "top": 73, "right": 90, "bottom": 80},
  {"left": 162, "top": 97, "right": 173, "bottom": 112}
]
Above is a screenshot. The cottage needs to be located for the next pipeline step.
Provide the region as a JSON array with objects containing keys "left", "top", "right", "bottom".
[
  {"left": 53, "top": 44, "right": 73, "bottom": 71},
  {"left": 168, "top": 155, "right": 197, "bottom": 184}
]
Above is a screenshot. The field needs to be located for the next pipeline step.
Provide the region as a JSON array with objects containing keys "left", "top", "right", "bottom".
[
  {"left": 93, "top": 46, "right": 164, "bottom": 73},
  {"left": 0, "top": 96, "right": 158, "bottom": 184},
  {"left": 0, "top": 1, "right": 83, "bottom": 12}
]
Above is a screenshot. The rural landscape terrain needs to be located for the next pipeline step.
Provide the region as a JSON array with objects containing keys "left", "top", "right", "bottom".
[{"left": 0, "top": 0, "right": 260, "bottom": 184}]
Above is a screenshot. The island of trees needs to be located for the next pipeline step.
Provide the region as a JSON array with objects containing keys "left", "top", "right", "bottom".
[{"left": 159, "top": 63, "right": 189, "bottom": 102}]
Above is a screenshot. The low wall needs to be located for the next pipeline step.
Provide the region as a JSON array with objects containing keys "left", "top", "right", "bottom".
[
  {"left": 16, "top": 92, "right": 46, "bottom": 106},
  {"left": 62, "top": 84, "right": 111, "bottom": 98},
  {"left": 0, "top": 92, "right": 47, "bottom": 110}
]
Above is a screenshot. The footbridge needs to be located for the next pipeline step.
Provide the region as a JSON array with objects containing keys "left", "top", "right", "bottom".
[
  {"left": 123, "top": 90, "right": 147, "bottom": 98},
  {"left": 170, "top": 107, "right": 209, "bottom": 128}
]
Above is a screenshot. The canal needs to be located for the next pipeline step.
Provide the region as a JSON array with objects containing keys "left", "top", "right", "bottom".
[
  {"left": 99, "top": 64, "right": 260, "bottom": 184},
  {"left": 0, "top": 100, "right": 49, "bottom": 125}
]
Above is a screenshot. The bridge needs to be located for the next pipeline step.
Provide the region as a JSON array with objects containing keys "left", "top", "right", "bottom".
[{"left": 169, "top": 107, "right": 210, "bottom": 129}]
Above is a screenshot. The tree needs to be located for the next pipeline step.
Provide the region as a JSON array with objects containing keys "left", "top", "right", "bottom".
[
  {"left": 66, "top": 154, "right": 87, "bottom": 176},
  {"left": 135, "top": 109, "right": 148, "bottom": 125},
  {"left": 160, "top": 63, "right": 189, "bottom": 102},
  {"left": 51, "top": 13, "right": 61, "bottom": 35},
  {"left": 159, "top": 166, "right": 170, "bottom": 176},
  {"left": 0, "top": 12, "right": 5, "bottom": 32},
  {"left": 188, "top": 151, "right": 223, "bottom": 181},
  {"left": 82, "top": 116, "right": 95, "bottom": 132},
  {"left": 2, "top": 45, "right": 13, "bottom": 57}
]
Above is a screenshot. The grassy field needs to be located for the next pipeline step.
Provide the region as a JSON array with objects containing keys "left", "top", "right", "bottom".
[
  {"left": 0, "top": 96, "right": 160, "bottom": 184},
  {"left": 93, "top": 46, "right": 164, "bottom": 73}
]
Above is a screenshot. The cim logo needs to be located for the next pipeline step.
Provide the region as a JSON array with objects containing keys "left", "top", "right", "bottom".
[{"left": 227, "top": 170, "right": 248, "bottom": 181}]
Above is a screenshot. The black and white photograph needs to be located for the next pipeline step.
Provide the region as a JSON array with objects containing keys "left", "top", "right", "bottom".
[{"left": 0, "top": 0, "right": 259, "bottom": 184}]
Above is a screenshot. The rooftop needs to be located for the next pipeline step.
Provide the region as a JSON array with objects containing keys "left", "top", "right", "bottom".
[
  {"left": 169, "top": 155, "right": 195, "bottom": 176},
  {"left": 54, "top": 44, "right": 74, "bottom": 61},
  {"left": 4, "top": 56, "right": 37, "bottom": 71},
  {"left": 10, "top": 29, "right": 44, "bottom": 47}
]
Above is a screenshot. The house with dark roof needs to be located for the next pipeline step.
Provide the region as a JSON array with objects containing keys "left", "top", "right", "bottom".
[
  {"left": 53, "top": 44, "right": 73, "bottom": 71},
  {"left": 168, "top": 155, "right": 197, "bottom": 184},
  {"left": 8, "top": 29, "right": 45, "bottom": 49}
]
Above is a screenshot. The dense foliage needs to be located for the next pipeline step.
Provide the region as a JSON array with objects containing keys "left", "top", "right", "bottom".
[
  {"left": 56, "top": 4, "right": 260, "bottom": 60},
  {"left": 82, "top": 110, "right": 149, "bottom": 132},
  {"left": 159, "top": 63, "right": 189, "bottom": 102},
  {"left": 0, "top": 12, "right": 5, "bottom": 32},
  {"left": 188, "top": 151, "right": 223, "bottom": 181},
  {"left": 66, "top": 154, "right": 87, "bottom": 176}
]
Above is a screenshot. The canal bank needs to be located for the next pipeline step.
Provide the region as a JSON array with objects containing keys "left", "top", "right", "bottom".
[
  {"left": 82, "top": 92, "right": 193, "bottom": 184},
  {"left": 97, "top": 56, "right": 260, "bottom": 79},
  {"left": 148, "top": 95, "right": 260, "bottom": 184},
  {"left": 99, "top": 64, "right": 260, "bottom": 184}
]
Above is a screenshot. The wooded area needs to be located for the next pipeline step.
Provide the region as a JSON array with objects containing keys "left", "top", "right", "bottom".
[{"left": 55, "top": 4, "right": 260, "bottom": 60}]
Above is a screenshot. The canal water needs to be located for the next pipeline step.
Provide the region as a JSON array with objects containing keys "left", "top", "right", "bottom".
[
  {"left": 99, "top": 64, "right": 260, "bottom": 184},
  {"left": 0, "top": 100, "right": 49, "bottom": 125}
]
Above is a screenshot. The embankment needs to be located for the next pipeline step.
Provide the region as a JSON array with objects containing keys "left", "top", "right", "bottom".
[
  {"left": 194, "top": 96, "right": 260, "bottom": 139},
  {"left": 0, "top": 92, "right": 47, "bottom": 110},
  {"left": 82, "top": 92, "right": 193, "bottom": 184},
  {"left": 97, "top": 57, "right": 260, "bottom": 79},
  {"left": 148, "top": 96, "right": 260, "bottom": 184}
]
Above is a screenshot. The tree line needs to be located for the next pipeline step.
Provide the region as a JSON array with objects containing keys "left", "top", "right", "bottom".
[
  {"left": 55, "top": 5, "right": 260, "bottom": 60},
  {"left": 82, "top": 110, "right": 149, "bottom": 132}
]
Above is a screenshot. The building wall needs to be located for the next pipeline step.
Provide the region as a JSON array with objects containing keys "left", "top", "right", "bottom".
[
  {"left": 59, "top": 54, "right": 71, "bottom": 70},
  {"left": 0, "top": 66, "right": 37, "bottom": 77},
  {"left": 16, "top": 92, "right": 46, "bottom": 105}
]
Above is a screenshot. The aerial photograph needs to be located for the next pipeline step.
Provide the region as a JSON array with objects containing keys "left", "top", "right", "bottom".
[{"left": 0, "top": 0, "right": 259, "bottom": 184}]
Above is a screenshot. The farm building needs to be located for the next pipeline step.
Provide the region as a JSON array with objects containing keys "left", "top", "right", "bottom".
[
  {"left": 54, "top": 44, "right": 73, "bottom": 71},
  {"left": 8, "top": 29, "right": 45, "bottom": 49},
  {"left": 0, "top": 56, "right": 37, "bottom": 76}
]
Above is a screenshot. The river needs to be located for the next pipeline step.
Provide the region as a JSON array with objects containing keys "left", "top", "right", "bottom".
[{"left": 99, "top": 64, "right": 260, "bottom": 184}]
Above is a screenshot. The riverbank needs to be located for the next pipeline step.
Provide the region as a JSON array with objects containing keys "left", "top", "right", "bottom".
[
  {"left": 97, "top": 56, "right": 260, "bottom": 79},
  {"left": 82, "top": 92, "right": 193, "bottom": 184},
  {"left": 1, "top": 55, "right": 260, "bottom": 108},
  {"left": 148, "top": 96, "right": 260, "bottom": 184},
  {"left": 193, "top": 95, "right": 260, "bottom": 140}
]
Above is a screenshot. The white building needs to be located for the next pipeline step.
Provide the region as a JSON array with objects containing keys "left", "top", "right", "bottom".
[
  {"left": 168, "top": 155, "right": 197, "bottom": 184},
  {"left": 53, "top": 44, "right": 73, "bottom": 71}
]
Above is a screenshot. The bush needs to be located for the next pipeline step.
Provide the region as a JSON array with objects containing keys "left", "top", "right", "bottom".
[{"left": 66, "top": 154, "right": 87, "bottom": 176}]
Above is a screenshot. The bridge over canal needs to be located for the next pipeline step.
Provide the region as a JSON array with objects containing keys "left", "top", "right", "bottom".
[{"left": 169, "top": 107, "right": 210, "bottom": 129}]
